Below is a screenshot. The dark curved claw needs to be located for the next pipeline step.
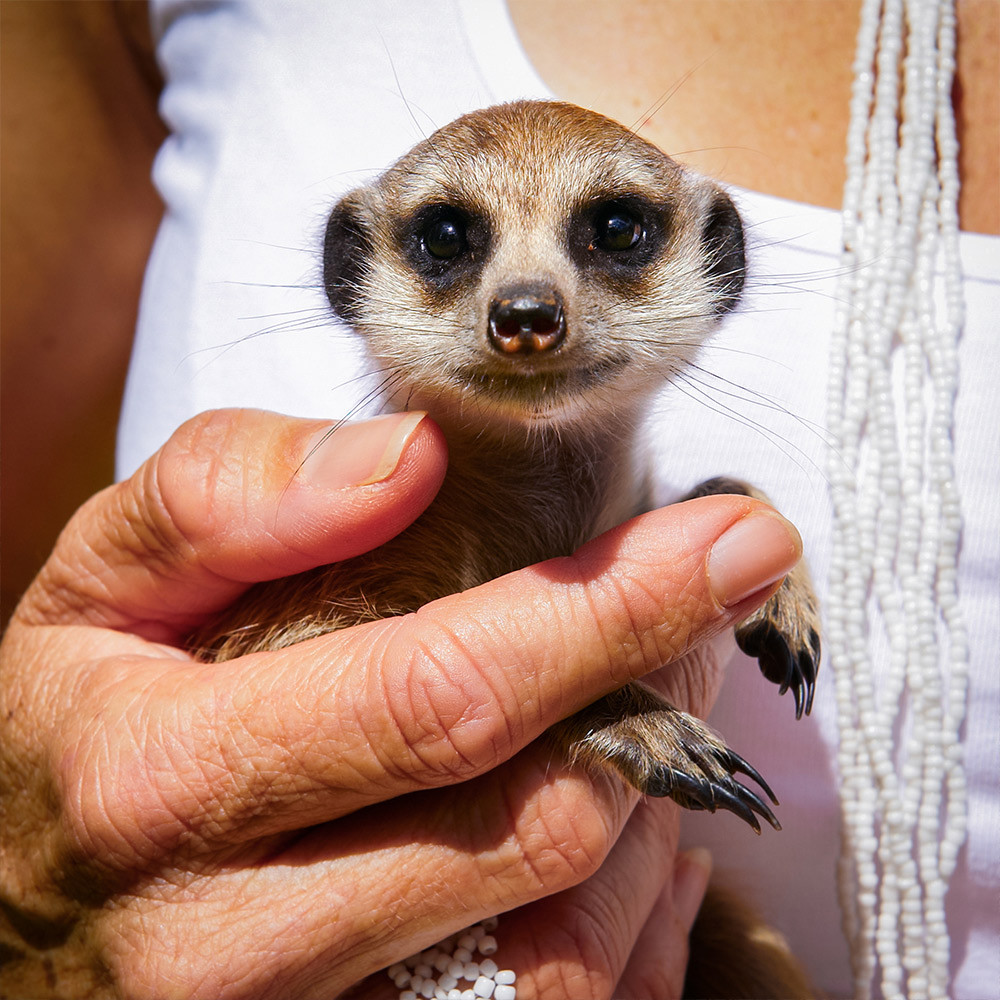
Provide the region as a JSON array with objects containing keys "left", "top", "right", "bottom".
[
  {"left": 709, "top": 782, "right": 780, "bottom": 834},
  {"left": 792, "top": 671, "right": 805, "bottom": 719},
  {"left": 801, "top": 629, "right": 821, "bottom": 715},
  {"left": 720, "top": 747, "right": 779, "bottom": 805},
  {"left": 644, "top": 765, "right": 712, "bottom": 803},
  {"left": 791, "top": 630, "right": 820, "bottom": 718}
]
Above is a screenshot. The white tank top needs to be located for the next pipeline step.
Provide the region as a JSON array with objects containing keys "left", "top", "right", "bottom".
[{"left": 122, "top": 4, "right": 1000, "bottom": 996}]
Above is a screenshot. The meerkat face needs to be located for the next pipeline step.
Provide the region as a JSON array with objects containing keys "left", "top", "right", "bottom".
[{"left": 324, "top": 100, "right": 744, "bottom": 432}]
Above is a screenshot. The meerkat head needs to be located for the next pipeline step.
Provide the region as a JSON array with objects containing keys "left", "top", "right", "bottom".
[{"left": 324, "top": 100, "right": 744, "bottom": 434}]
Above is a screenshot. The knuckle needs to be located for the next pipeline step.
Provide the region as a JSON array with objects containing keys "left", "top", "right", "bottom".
[
  {"left": 520, "top": 918, "right": 620, "bottom": 999},
  {"left": 376, "top": 615, "right": 521, "bottom": 783},
  {"left": 572, "top": 551, "right": 697, "bottom": 685},
  {"left": 152, "top": 409, "right": 249, "bottom": 543},
  {"left": 55, "top": 710, "right": 157, "bottom": 871},
  {"left": 51, "top": 660, "right": 214, "bottom": 872},
  {"left": 511, "top": 777, "right": 625, "bottom": 897}
]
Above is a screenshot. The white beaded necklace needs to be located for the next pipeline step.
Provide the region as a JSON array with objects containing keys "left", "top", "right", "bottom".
[{"left": 826, "top": 0, "right": 968, "bottom": 997}]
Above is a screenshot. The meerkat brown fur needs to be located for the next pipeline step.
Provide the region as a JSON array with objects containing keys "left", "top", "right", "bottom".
[{"left": 192, "top": 101, "right": 821, "bottom": 997}]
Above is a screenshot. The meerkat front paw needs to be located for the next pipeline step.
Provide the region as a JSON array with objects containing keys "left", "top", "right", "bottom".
[
  {"left": 735, "top": 560, "right": 820, "bottom": 719},
  {"left": 552, "top": 683, "right": 780, "bottom": 833},
  {"left": 683, "top": 476, "right": 821, "bottom": 719}
]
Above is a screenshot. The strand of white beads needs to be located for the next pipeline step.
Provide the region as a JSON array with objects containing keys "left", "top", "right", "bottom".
[
  {"left": 387, "top": 918, "right": 517, "bottom": 1000},
  {"left": 827, "top": 1, "right": 968, "bottom": 998}
]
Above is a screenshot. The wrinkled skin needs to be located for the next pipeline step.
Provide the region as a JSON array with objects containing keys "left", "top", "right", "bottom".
[{"left": 1, "top": 409, "right": 800, "bottom": 999}]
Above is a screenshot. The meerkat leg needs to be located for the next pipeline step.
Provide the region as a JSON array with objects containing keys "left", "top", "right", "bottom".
[{"left": 682, "top": 476, "right": 821, "bottom": 719}]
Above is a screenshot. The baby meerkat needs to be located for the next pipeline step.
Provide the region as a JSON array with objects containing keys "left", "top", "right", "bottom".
[{"left": 194, "top": 101, "right": 820, "bottom": 834}]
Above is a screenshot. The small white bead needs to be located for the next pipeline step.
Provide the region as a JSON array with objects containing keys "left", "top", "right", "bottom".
[
  {"left": 439, "top": 974, "right": 458, "bottom": 990},
  {"left": 478, "top": 959, "right": 498, "bottom": 978},
  {"left": 495, "top": 971, "right": 516, "bottom": 985},
  {"left": 415, "top": 964, "right": 433, "bottom": 978},
  {"left": 473, "top": 976, "right": 495, "bottom": 998},
  {"left": 400, "top": 993, "right": 417, "bottom": 1000},
  {"left": 477, "top": 935, "right": 498, "bottom": 956},
  {"left": 469, "top": 925, "right": 487, "bottom": 939},
  {"left": 420, "top": 981, "right": 436, "bottom": 999},
  {"left": 463, "top": 963, "right": 480, "bottom": 981},
  {"left": 482, "top": 916, "right": 499, "bottom": 931},
  {"left": 494, "top": 987, "right": 516, "bottom": 1000},
  {"left": 457, "top": 936, "right": 477, "bottom": 952},
  {"left": 447, "top": 961, "right": 466, "bottom": 980},
  {"left": 453, "top": 948, "right": 473, "bottom": 964},
  {"left": 433, "top": 952, "right": 452, "bottom": 973}
]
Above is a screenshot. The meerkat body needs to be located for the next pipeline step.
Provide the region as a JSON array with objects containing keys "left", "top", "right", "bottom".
[{"left": 194, "top": 101, "right": 820, "bottom": 996}]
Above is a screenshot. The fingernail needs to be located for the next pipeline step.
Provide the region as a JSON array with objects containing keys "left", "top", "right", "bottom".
[
  {"left": 708, "top": 511, "right": 802, "bottom": 607},
  {"left": 303, "top": 412, "right": 428, "bottom": 489},
  {"left": 673, "top": 846, "right": 713, "bottom": 931}
]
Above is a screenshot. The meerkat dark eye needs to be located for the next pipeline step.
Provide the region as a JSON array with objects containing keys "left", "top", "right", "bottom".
[
  {"left": 592, "top": 203, "right": 643, "bottom": 252},
  {"left": 402, "top": 203, "right": 489, "bottom": 291},
  {"left": 568, "top": 195, "right": 665, "bottom": 281},
  {"left": 422, "top": 213, "right": 467, "bottom": 259}
]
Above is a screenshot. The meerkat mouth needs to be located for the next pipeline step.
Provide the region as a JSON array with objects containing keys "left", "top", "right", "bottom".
[{"left": 453, "top": 355, "right": 631, "bottom": 404}]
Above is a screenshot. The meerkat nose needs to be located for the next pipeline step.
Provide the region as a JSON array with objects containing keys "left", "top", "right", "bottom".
[{"left": 488, "top": 285, "right": 566, "bottom": 355}]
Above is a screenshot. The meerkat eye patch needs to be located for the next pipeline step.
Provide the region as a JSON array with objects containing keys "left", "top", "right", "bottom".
[
  {"left": 567, "top": 195, "right": 668, "bottom": 279},
  {"left": 399, "top": 203, "right": 491, "bottom": 290}
]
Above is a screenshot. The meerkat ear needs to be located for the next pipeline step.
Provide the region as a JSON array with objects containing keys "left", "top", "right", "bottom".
[
  {"left": 323, "top": 191, "right": 374, "bottom": 322},
  {"left": 701, "top": 189, "right": 746, "bottom": 315}
]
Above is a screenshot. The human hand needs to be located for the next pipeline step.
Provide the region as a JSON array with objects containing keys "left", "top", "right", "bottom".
[{"left": 0, "top": 409, "right": 800, "bottom": 999}]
